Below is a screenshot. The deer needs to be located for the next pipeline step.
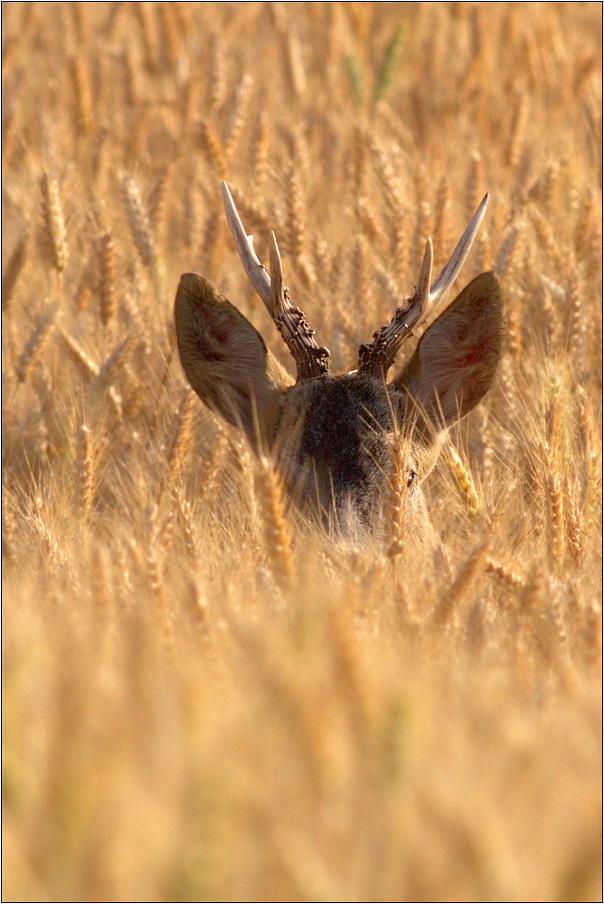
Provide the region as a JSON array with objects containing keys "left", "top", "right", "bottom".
[{"left": 174, "top": 181, "right": 504, "bottom": 539}]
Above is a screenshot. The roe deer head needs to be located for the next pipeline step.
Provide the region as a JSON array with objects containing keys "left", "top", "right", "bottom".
[{"left": 174, "top": 182, "right": 504, "bottom": 536}]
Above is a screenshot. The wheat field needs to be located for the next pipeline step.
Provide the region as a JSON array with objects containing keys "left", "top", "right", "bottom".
[{"left": 2, "top": 3, "right": 602, "bottom": 901}]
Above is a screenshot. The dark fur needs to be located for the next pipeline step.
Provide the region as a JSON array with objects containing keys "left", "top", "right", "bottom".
[{"left": 274, "top": 374, "right": 396, "bottom": 526}]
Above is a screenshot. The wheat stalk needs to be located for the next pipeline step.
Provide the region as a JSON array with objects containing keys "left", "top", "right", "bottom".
[
  {"left": 164, "top": 388, "right": 197, "bottom": 493},
  {"left": 286, "top": 165, "right": 305, "bottom": 260},
  {"left": 565, "top": 487, "right": 583, "bottom": 567},
  {"left": 387, "top": 439, "right": 408, "bottom": 563},
  {"left": 98, "top": 228, "right": 117, "bottom": 328},
  {"left": 474, "top": 228, "right": 492, "bottom": 273},
  {"left": 519, "top": 561, "right": 546, "bottom": 613},
  {"left": 96, "top": 334, "right": 133, "bottom": 387},
  {"left": 77, "top": 422, "right": 95, "bottom": 519},
  {"left": 183, "top": 570, "right": 209, "bottom": 630},
  {"left": 251, "top": 111, "right": 269, "bottom": 202},
  {"left": 121, "top": 172, "right": 156, "bottom": 272},
  {"left": 567, "top": 269, "right": 585, "bottom": 363},
  {"left": 15, "top": 305, "right": 57, "bottom": 384},
  {"left": 58, "top": 330, "right": 124, "bottom": 418},
  {"left": 543, "top": 442, "right": 565, "bottom": 573},
  {"left": 445, "top": 446, "right": 480, "bottom": 521},
  {"left": 432, "top": 174, "right": 452, "bottom": 268},
  {"left": 465, "top": 150, "right": 483, "bottom": 223},
  {"left": 2, "top": 232, "right": 28, "bottom": 314},
  {"left": 123, "top": 45, "right": 140, "bottom": 108},
  {"left": 530, "top": 206, "right": 563, "bottom": 273},
  {"left": 134, "top": 2, "right": 159, "bottom": 74},
  {"left": 224, "top": 73, "right": 253, "bottom": 160},
  {"left": 208, "top": 31, "right": 226, "bottom": 112},
  {"left": 505, "top": 93, "right": 528, "bottom": 169},
  {"left": 285, "top": 33, "right": 306, "bottom": 97},
  {"left": 174, "top": 489, "right": 199, "bottom": 561},
  {"left": 494, "top": 222, "right": 524, "bottom": 283},
  {"left": 255, "top": 455, "right": 294, "bottom": 591},
  {"left": 485, "top": 556, "right": 525, "bottom": 590},
  {"left": 197, "top": 429, "right": 228, "bottom": 500},
  {"left": 352, "top": 234, "right": 370, "bottom": 315},
  {"left": 574, "top": 187, "right": 597, "bottom": 263},
  {"left": 157, "top": 3, "right": 180, "bottom": 71},
  {"left": 59, "top": 329, "right": 99, "bottom": 382},
  {"left": 147, "top": 164, "right": 173, "bottom": 236},
  {"left": 69, "top": 52, "right": 92, "bottom": 134},
  {"left": 199, "top": 120, "right": 227, "bottom": 180},
  {"left": 40, "top": 171, "right": 67, "bottom": 275}
]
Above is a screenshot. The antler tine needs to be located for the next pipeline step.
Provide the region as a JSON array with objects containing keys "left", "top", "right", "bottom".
[
  {"left": 357, "top": 194, "right": 489, "bottom": 380},
  {"left": 267, "top": 231, "right": 286, "bottom": 319},
  {"left": 222, "top": 181, "right": 330, "bottom": 381},
  {"left": 221, "top": 181, "right": 271, "bottom": 302},
  {"left": 358, "top": 238, "right": 433, "bottom": 379},
  {"left": 427, "top": 192, "right": 489, "bottom": 310}
]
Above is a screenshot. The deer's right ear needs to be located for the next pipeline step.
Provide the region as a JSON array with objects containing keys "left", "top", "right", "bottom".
[
  {"left": 174, "top": 273, "right": 293, "bottom": 444},
  {"left": 392, "top": 271, "right": 505, "bottom": 431}
]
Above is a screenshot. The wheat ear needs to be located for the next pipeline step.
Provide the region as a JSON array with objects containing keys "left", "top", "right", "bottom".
[
  {"left": 77, "top": 422, "right": 95, "bottom": 519},
  {"left": 16, "top": 305, "right": 57, "bottom": 384},
  {"left": 199, "top": 121, "right": 227, "bottom": 180},
  {"left": 224, "top": 73, "right": 253, "bottom": 160},
  {"left": 465, "top": 150, "right": 483, "bottom": 223},
  {"left": 543, "top": 442, "right": 564, "bottom": 572},
  {"left": 485, "top": 556, "right": 525, "bottom": 590},
  {"left": 98, "top": 228, "right": 117, "bottom": 328},
  {"left": 164, "top": 388, "right": 196, "bottom": 493},
  {"left": 40, "top": 171, "right": 67, "bottom": 275},
  {"left": 387, "top": 439, "right": 408, "bottom": 563},
  {"left": 505, "top": 93, "right": 528, "bottom": 169},
  {"left": 208, "top": 31, "right": 226, "bottom": 112},
  {"left": 255, "top": 456, "right": 294, "bottom": 591},
  {"left": 445, "top": 446, "right": 480, "bottom": 520},
  {"left": 432, "top": 174, "right": 452, "bottom": 268},
  {"left": 252, "top": 111, "right": 269, "bottom": 202},
  {"left": 286, "top": 165, "right": 305, "bottom": 260},
  {"left": 2, "top": 232, "right": 28, "bottom": 313},
  {"left": 121, "top": 172, "right": 156, "bottom": 271},
  {"left": 69, "top": 52, "right": 92, "bottom": 134}
]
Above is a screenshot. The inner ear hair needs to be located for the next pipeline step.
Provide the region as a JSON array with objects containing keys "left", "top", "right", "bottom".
[
  {"left": 392, "top": 271, "right": 505, "bottom": 428},
  {"left": 174, "top": 272, "right": 293, "bottom": 444}
]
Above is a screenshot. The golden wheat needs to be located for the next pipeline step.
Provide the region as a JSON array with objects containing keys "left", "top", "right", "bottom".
[
  {"left": 40, "top": 170, "right": 68, "bottom": 275},
  {"left": 15, "top": 304, "right": 58, "bottom": 384},
  {"left": 255, "top": 455, "right": 294, "bottom": 591},
  {"left": 1, "top": 231, "right": 28, "bottom": 313},
  {"left": 445, "top": 444, "right": 481, "bottom": 521},
  {"left": 2, "top": 4, "right": 601, "bottom": 902},
  {"left": 98, "top": 227, "right": 117, "bottom": 329},
  {"left": 386, "top": 437, "right": 408, "bottom": 563}
]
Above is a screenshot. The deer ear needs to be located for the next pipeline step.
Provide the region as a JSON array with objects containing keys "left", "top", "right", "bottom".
[
  {"left": 393, "top": 272, "right": 505, "bottom": 429},
  {"left": 174, "top": 273, "right": 293, "bottom": 443}
]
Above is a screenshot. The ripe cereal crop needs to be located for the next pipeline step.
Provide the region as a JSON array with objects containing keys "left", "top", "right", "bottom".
[{"left": 2, "top": 4, "right": 601, "bottom": 901}]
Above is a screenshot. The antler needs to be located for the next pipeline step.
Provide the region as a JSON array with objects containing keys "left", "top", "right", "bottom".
[
  {"left": 357, "top": 193, "right": 490, "bottom": 380},
  {"left": 221, "top": 181, "right": 330, "bottom": 381}
]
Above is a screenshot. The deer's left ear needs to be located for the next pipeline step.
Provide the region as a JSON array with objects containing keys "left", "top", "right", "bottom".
[
  {"left": 174, "top": 273, "right": 293, "bottom": 444},
  {"left": 392, "top": 272, "right": 505, "bottom": 428}
]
